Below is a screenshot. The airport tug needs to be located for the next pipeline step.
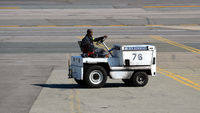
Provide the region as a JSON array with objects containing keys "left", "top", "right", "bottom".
[{"left": 68, "top": 38, "right": 156, "bottom": 88}]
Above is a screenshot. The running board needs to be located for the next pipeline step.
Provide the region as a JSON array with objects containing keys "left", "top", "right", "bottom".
[{"left": 110, "top": 66, "right": 151, "bottom": 71}]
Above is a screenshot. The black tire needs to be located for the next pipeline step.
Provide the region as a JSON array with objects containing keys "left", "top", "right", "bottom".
[
  {"left": 84, "top": 65, "right": 107, "bottom": 88},
  {"left": 132, "top": 71, "right": 148, "bottom": 87},
  {"left": 74, "top": 78, "right": 86, "bottom": 86}
]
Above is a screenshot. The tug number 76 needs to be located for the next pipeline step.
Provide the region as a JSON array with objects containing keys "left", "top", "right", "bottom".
[{"left": 132, "top": 53, "right": 143, "bottom": 61}]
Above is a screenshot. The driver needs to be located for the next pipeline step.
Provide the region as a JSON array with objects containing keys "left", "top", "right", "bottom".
[{"left": 81, "top": 29, "right": 108, "bottom": 57}]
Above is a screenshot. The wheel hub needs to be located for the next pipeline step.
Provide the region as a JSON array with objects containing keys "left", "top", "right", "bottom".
[
  {"left": 89, "top": 70, "right": 103, "bottom": 84},
  {"left": 137, "top": 75, "right": 145, "bottom": 84},
  {"left": 93, "top": 74, "right": 100, "bottom": 80}
]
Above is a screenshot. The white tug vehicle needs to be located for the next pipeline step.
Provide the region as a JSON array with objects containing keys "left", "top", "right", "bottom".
[{"left": 68, "top": 38, "right": 156, "bottom": 88}]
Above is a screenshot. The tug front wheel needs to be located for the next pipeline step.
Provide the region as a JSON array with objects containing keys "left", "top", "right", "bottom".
[
  {"left": 84, "top": 65, "right": 107, "bottom": 88},
  {"left": 122, "top": 71, "right": 148, "bottom": 87},
  {"left": 132, "top": 71, "right": 148, "bottom": 87}
]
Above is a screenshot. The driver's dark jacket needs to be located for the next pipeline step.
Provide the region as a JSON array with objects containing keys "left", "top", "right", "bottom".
[{"left": 81, "top": 35, "right": 104, "bottom": 52}]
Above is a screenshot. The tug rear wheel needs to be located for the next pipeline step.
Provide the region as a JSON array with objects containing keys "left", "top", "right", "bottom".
[{"left": 84, "top": 65, "right": 107, "bottom": 88}]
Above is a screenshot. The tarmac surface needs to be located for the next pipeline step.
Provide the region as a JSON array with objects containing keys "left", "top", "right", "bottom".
[{"left": 0, "top": 0, "right": 200, "bottom": 113}]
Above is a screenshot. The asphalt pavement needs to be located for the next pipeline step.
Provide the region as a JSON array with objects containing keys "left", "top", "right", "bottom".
[{"left": 0, "top": 0, "right": 200, "bottom": 113}]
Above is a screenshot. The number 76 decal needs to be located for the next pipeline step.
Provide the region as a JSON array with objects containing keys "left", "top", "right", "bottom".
[{"left": 132, "top": 53, "right": 143, "bottom": 60}]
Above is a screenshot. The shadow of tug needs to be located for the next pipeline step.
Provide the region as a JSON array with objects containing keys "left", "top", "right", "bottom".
[{"left": 33, "top": 83, "right": 137, "bottom": 89}]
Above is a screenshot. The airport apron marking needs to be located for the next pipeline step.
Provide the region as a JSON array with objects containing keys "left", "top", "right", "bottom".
[
  {"left": 151, "top": 35, "right": 200, "bottom": 91},
  {"left": 157, "top": 67, "right": 200, "bottom": 91},
  {"left": 150, "top": 35, "right": 200, "bottom": 54}
]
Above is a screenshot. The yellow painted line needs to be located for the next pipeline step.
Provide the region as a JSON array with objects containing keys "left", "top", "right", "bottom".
[
  {"left": 186, "top": 76, "right": 200, "bottom": 77},
  {"left": 109, "top": 25, "right": 127, "bottom": 27},
  {"left": 75, "top": 90, "right": 81, "bottom": 113},
  {"left": 69, "top": 90, "right": 81, "bottom": 113},
  {"left": 144, "top": 5, "right": 200, "bottom": 8},
  {"left": 158, "top": 67, "right": 200, "bottom": 88},
  {"left": 0, "top": 7, "right": 19, "bottom": 9},
  {"left": 146, "top": 24, "right": 162, "bottom": 26},
  {"left": 73, "top": 25, "right": 92, "bottom": 27},
  {"left": 69, "top": 90, "right": 75, "bottom": 113},
  {"left": 150, "top": 35, "right": 200, "bottom": 90},
  {"left": 0, "top": 25, "right": 20, "bottom": 27},
  {"left": 150, "top": 35, "right": 200, "bottom": 54},
  {"left": 35, "top": 25, "right": 58, "bottom": 27},
  {"left": 158, "top": 67, "right": 200, "bottom": 91}
]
